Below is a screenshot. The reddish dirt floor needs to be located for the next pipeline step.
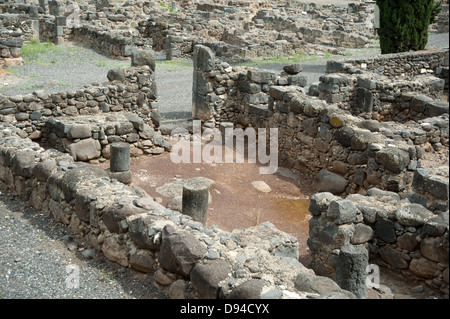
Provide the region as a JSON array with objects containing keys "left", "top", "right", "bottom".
[{"left": 96, "top": 142, "right": 315, "bottom": 265}]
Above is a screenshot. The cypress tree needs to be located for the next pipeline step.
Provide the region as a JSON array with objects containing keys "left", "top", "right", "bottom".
[{"left": 375, "top": 0, "right": 442, "bottom": 54}]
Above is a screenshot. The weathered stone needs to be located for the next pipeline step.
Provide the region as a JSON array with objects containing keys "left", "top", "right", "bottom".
[
  {"left": 375, "top": 147, "right": 410, "bottom": 173},
  {"left": 227, "top": 279, "right": 265, "bottom": 299},
  {"left": 379, "top": 246, "right": 408, "bottom": 269},
  {"left": 182, "top": 180, "right": 210, "bottom": 225},
  {"left": 129, "top": 249, "right": 157, "bottom": 273},
  {"left": 288, "top": 74, "right": 308, "bottom": 87},
  {"left": 131, "top": 49, "right": 156, "bottom": 71},
  {"left": 110, "top": 142, "right": 130, "bottom": 172},
  {"left": 247, "top": 70, "right": 276, "bottom": 84},
  {"left": 366, "top": 187, "right": 400, "bottom": 201},
  {"left": 424, "top": 212, "right": 449, "bottom": 236},
  {"left": 409, "top": 258, "right": 437, "bottom": 279},
  {"left": 103, "top": 198, "right": 149, "bottom": 233},
  {"left": 313, "top": 169, "right": 348, "bottom": 194},
  {"left": 158, "top": 225, "right": 207, "bottom": 277},
  {"left": 67, "top": 138, "right": 101, "bottom": 161},
  {"left": 33, "top": 160, "right": 57, "bottom": 182},
  {"left": 374, "top": 218, "right": 396, "bottom": 244},
  {"left": 336, "top": 244, "right": 369, "bottom": 298},
  {"left": 394, "top": 204, "right": 434, "bottom": 227},
  {"left": 12, "top": 151, "right": 35, "bottom": 178},
  {"left": 102, "top": 236, "right": 129, "bottom": 267},
  {"left": 397, "top": 232, "right": 419, "bottom": 251},
  {"left": 283, "top": 63, "right": 302, "bottom": 74},
  {"left": 193, "top": 45, "right": 215, "bottom": 72},
  {"left": 294, "top": 272, "right": 355, "bottom": 298},
  {"left": 115, "top": 122, "right": 134, "bottom": 135},
  {"left": 190, "top": 260, "right": 232, "bottom": 299},
  {"left": 308, "top": 192, "right": 337, "bottom": 216},
  {"left": 420, "top": 237, "right": 449, "bottom": 264},
  {"left": 69, "top": 125, "right": 91, "bottom": 139},
  {"left": 107, "top": 68, "right": 126, "bottom": 82},
  {"left": 335, "top": 127, "right": 354, "bottom": 147},
  {"left": 351, "top": 223, "right": 373, "bottom": 244},
  {"left": 127, "top": 211, "right": 168, "bottom": 250},
  {"left": 327, "top": 200, "right": 358, "bottom": 225}
]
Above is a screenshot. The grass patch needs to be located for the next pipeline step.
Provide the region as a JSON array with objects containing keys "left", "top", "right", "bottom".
[
  {"left": 96, "top": 59, "right": 130, "bottom": 69},
  {"left": 156, "top": 58, "right": 193, "bottom": 71},
  {"left": 21, "top": 39, "right": 84, "bottom": 65}
]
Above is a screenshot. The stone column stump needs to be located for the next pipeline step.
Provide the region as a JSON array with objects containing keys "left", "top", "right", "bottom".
[
  {"left": 335, "top": 244, "right": 369, "bottom": 299},
  {"left": 182, "top": 180, "right": 210, "bottom": 225},
  {"left": 109, "top": 142, "right": 132, "bottom": 184}
]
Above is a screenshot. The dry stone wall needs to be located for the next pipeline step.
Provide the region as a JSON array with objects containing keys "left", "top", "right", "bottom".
[
  {"left": 0, "top": 50, "right": 167, "bottom": 162},
  {"left": 192, "top": 45, "right": 448, "bottom": 196},
  {"left": 0, "top": 121, "right": 357, "bottom": 299},
  {"left": 307, "top": 187, "right": 449, "bottom": 295}
]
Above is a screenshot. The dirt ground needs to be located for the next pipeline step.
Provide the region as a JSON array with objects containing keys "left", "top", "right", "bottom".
[
  {"left": 94, "top": 138, "right": 447, "bottom": 299},
  {"left": 96, "top": 142, "right": 315, "bottom": 266}
]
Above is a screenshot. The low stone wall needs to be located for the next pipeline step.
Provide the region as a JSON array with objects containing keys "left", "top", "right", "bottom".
[
  {"left": 326, "top": 49, "right": 449, "bottom": 79},
  {"left": 307, "top": 188, "right": 449, "bottom": 295},
  {"left": 317, "top": 72, "right": 446, "bottom": 121},
  {"left": 0, "top": 51, "right": 163, "bottom": 161},
  {"left": 268, "top": 87, "right": 427, "bottom": 194},
  {"left": 0, "top": 37, "right": 23, "bottom": 66},
  {"left": 0, "top": 121, "right": 357, "bottom": 299},
  {"left": 409, "top": 166, "right": 450, "bottom": 213},
  {"left": 70, "top": 25, "right": 152, "bottom": 58},
  {"left": 192, "top": 45, "right": 446, "bottom": 195}
]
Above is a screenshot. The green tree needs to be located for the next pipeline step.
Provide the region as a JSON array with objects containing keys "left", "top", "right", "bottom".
[{"left": 376, "top": 0, "right": 442, "bottom": 54}]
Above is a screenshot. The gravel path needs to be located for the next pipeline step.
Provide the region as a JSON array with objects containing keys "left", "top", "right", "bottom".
[{"left": 0, "top": 188, "right": 167, "bottom": 299}]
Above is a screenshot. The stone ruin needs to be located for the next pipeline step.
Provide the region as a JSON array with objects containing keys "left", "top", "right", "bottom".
[{"left": 0, "top": 0, "right": 449, "bottom": 299}]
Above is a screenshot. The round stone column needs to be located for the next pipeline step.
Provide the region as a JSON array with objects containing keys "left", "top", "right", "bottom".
[{"left": 182, "top": 180, "right": 210, "bottom": 225}]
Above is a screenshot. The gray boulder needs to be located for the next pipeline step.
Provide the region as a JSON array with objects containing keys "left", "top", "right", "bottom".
[
  {"left": 158, "top": 225, "right": 207, "bottom": 277},
  {"left": 294, "top": 272, "right": 355, "bottom": 298},
  {"left": 394, "top": 204, "right": 434, "bottom": 227},
  {"left": 190, "top": 260, "right": 232, "bottom": 299},
  {"left": 313, "top": 169, "right": 348, "bottom": 194},
  {"left": 375, "top": 147, "right": 410, "bottom": 173}
]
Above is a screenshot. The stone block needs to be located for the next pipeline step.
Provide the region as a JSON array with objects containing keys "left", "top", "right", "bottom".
[
  {"left": 327, "top": 199, "right": 358, "bottom": 224},
  {"left": 313, "top": 169, "right": 348, "bottom": 194},
  {"left": 158, "top": 225, "right": 207, "bottom": 277},
  {"left": 374, "top": 218, "right": 396, "bottom": 243},
  {"left": 190, "top": 260, "right": 232, "bottom": 299},
  {"left": 394, "top": 204, "right": 434, "bottom": 227},
  {"left": 193, "top": 45, "right": 215, "bottom": 72},
  {"left": 336, "top": 244, "right": 369, "bottom": 298},
  {"left": 67, "top": 138, "right": 101, "bottom": 161},
  {"left": 375, "top": 147, "right": 410, "bottom": 173}
]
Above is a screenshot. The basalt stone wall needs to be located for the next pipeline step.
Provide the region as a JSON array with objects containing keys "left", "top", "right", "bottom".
[
  {"left": 194, "top": 45, "right": 444, "bottom": 195},
  {"left": 191, "top": 45, "right": 308, "bottom": 128},
  {"left": 0, "top": 37, "right": 23, "bottom": 65},
  {"left": 70, "top": 25, "right": 153, "bottom": 58},
  {"left": 268, "top": 87, "right": 428, "bottom": 194},
  {"left": 307, "top": 188, "right": 449, "bottom": 295},
  {"left": 0, "top": 13, "right": 38, "bottom": 41},
  {"left": 0, "top": 58, "right": 163, "bottom": 161},
  {"left": 0, "top": 122, "right": 357, "bottom": 300},
  {"left": 410, "top": 166, "right": 450, "bottom": 213},
  {"left": 317, "top": 72, "right": 446, "bottom": 122},
  {"left": 326, "top": 49, "right": 449, "bottom": 79}
]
